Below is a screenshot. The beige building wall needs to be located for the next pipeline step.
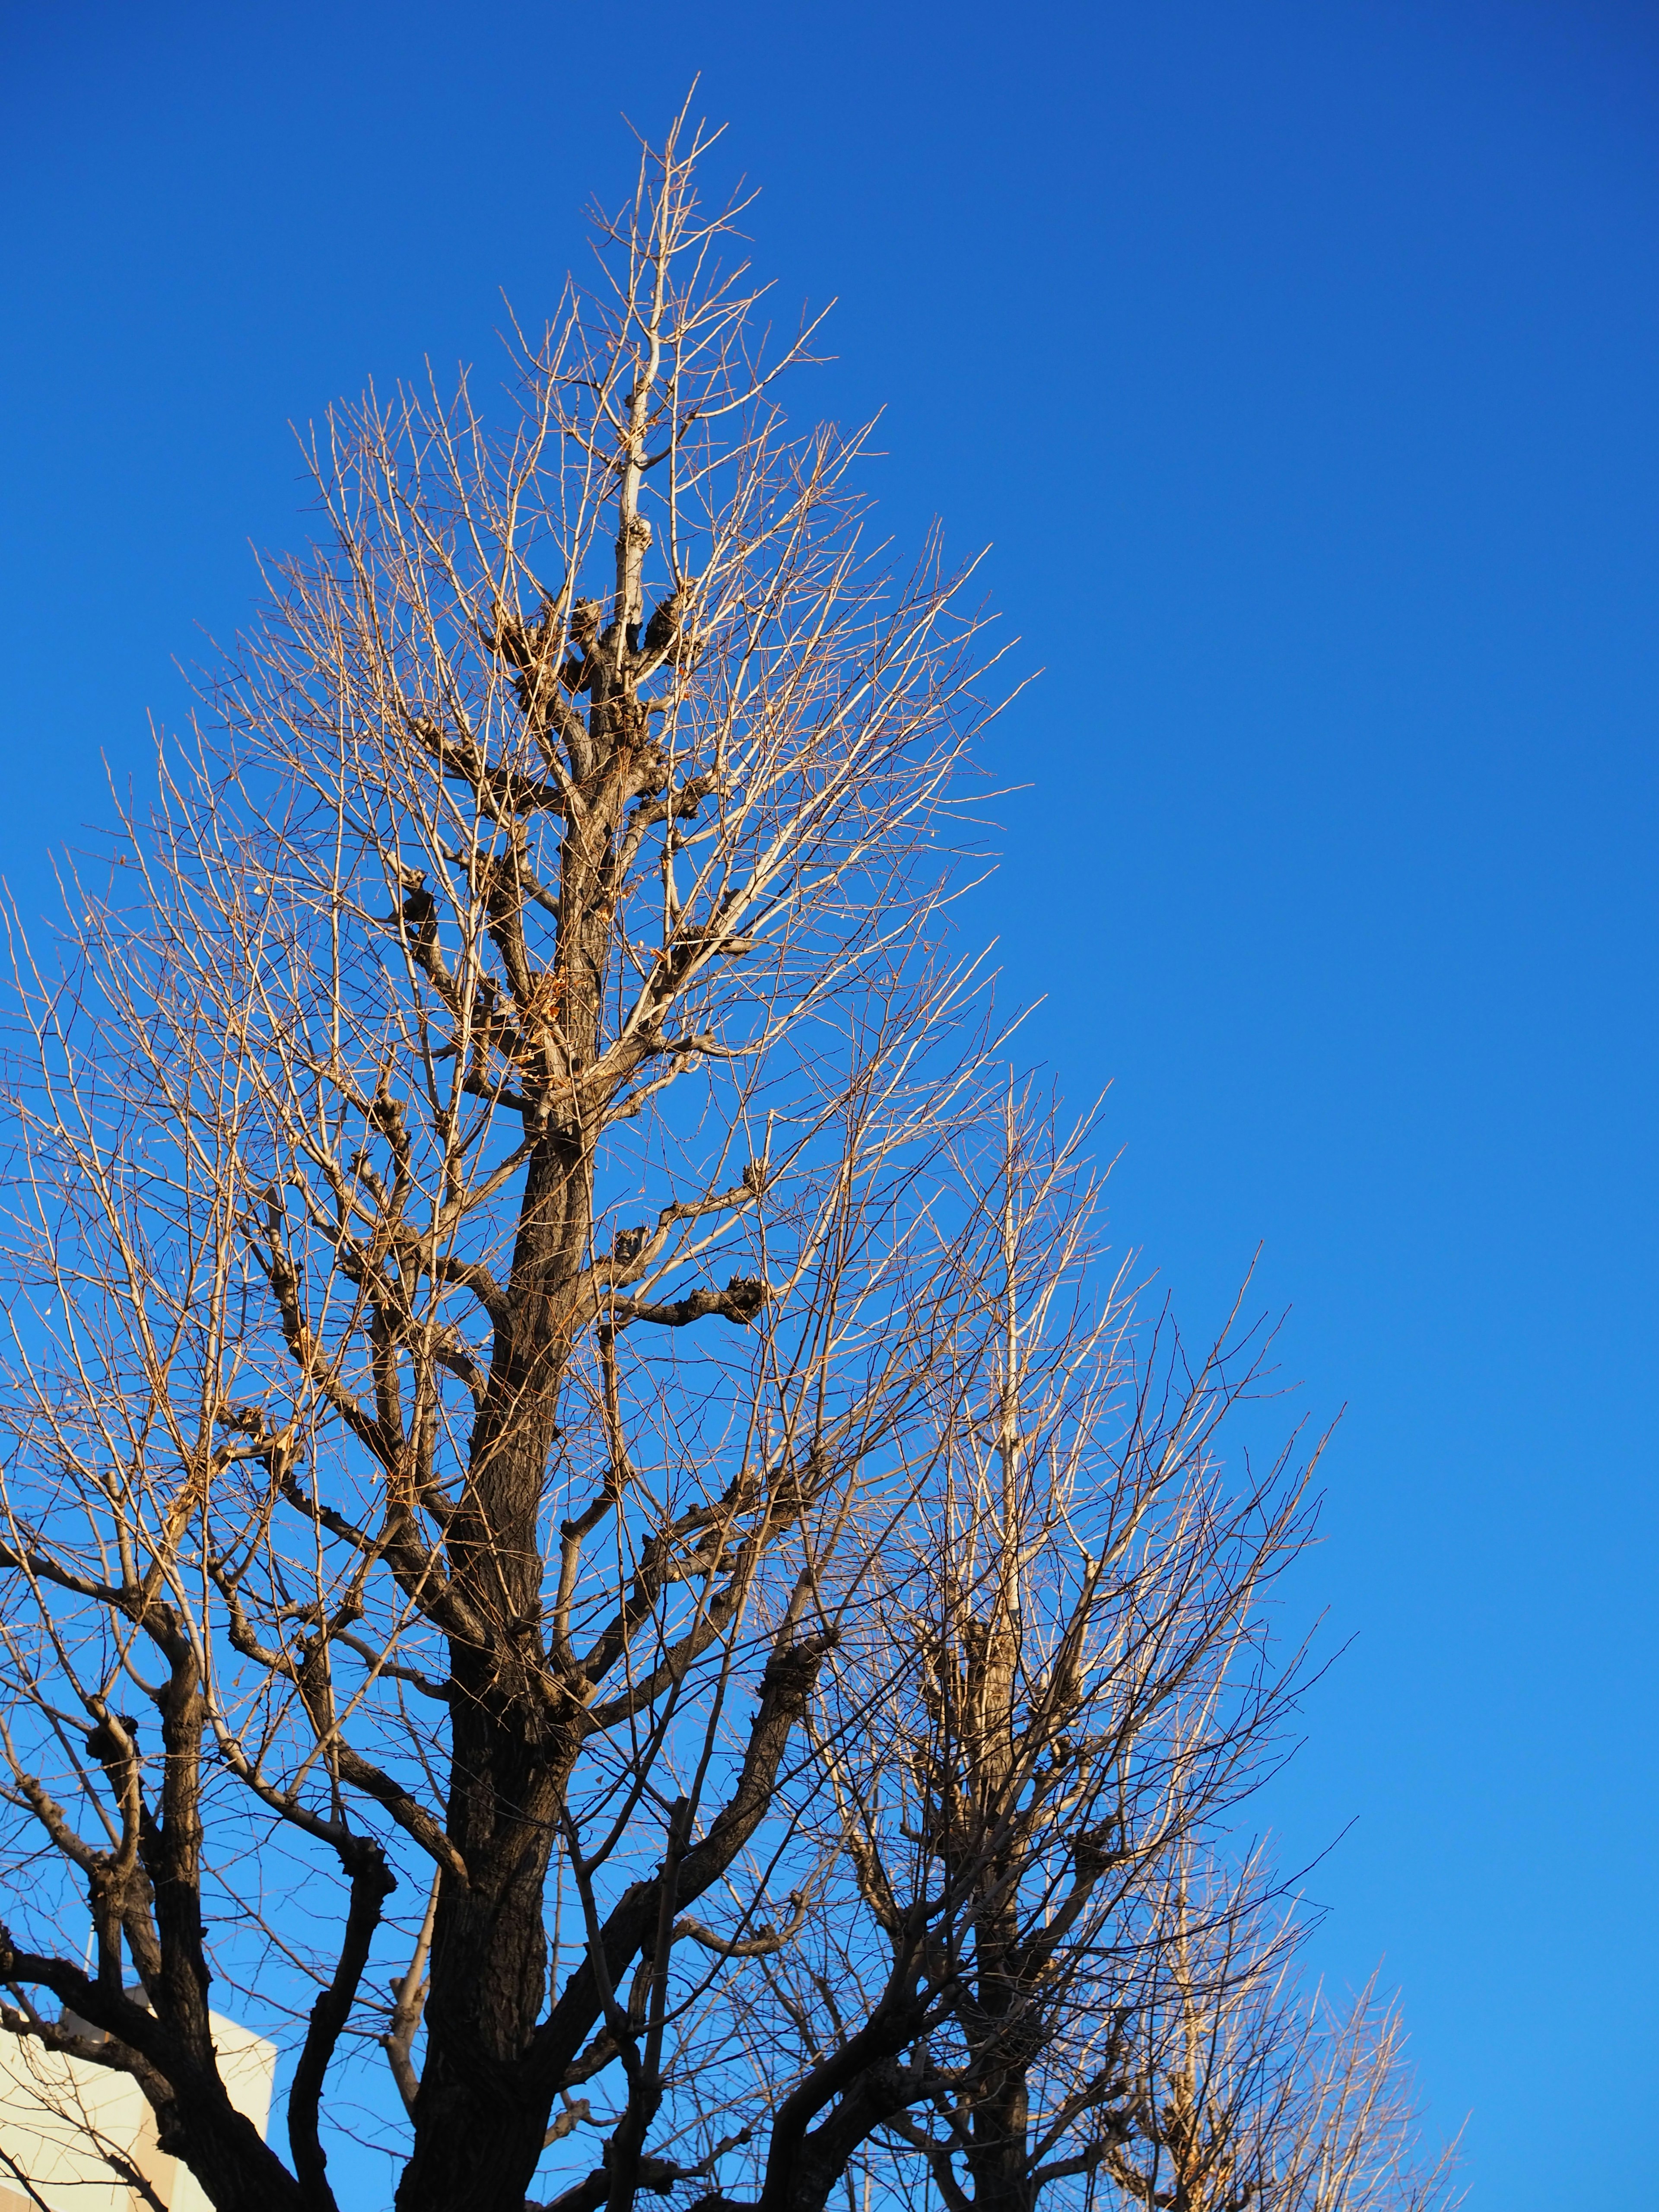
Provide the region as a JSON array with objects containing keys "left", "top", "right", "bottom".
[{"left": 0, "top": 2012, "right": 275, "bottom": 2212}]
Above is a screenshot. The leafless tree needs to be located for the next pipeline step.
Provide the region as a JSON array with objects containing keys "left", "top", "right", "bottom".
[
  {"left": 1099, "top": 1852, "right": 1459, "bottom": 2212},
  {"left": 675, "top": 1113, "right": 1317, "bottom": 2212},
  {"left": 0, "top": 106, "right": 1433, "bottom": 2212}
]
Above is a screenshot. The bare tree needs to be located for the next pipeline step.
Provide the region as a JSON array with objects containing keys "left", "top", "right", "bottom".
[
  {"left": 0, "top": 106, "right": 1435, "bottom": 2212},
  {"left": 1100, "top": 1853, "right": 1459, "bottom": 2212},
  {"left": 674, "top": 1113, "right": 1316, "bottom": 2212}
]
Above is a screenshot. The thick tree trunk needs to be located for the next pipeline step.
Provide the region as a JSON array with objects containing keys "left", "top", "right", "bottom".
[{"left": 400, "top": 1128, "right": 591, "bottom": 2206}]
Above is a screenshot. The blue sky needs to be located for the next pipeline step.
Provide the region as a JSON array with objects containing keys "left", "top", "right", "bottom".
[{"left": 3, "top": 2, "right": 1656, "bottom": 2204}]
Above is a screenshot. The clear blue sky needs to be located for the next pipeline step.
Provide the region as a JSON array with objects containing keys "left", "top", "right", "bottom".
[{"left": 3, "top": 3, "right": 1655, "bottom": 2204}]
